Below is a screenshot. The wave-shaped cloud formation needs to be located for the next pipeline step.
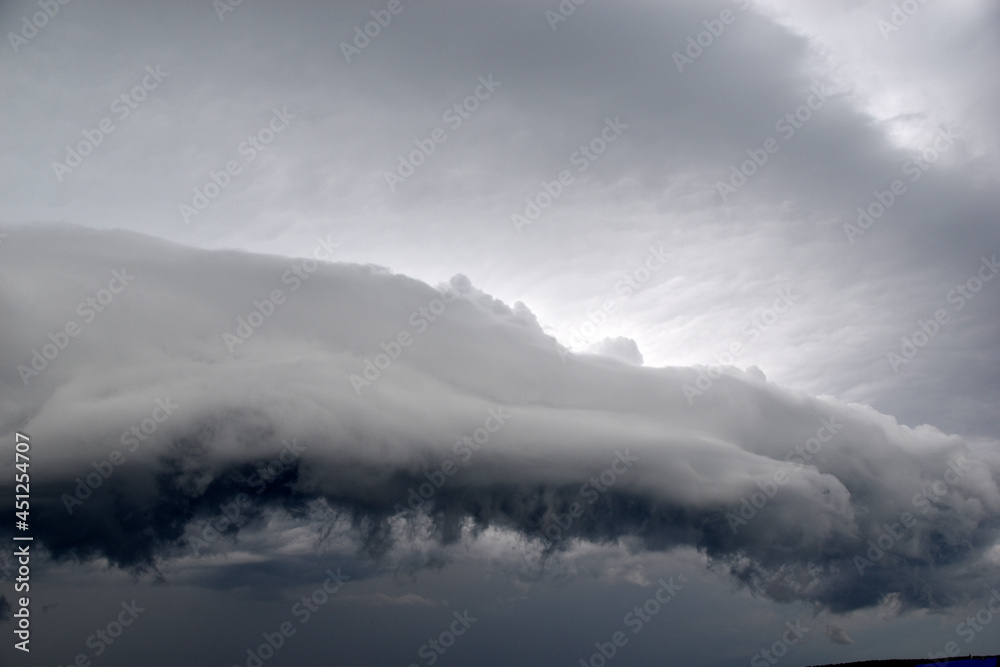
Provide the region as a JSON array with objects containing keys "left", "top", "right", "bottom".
[{"left": 1, "top": 224, "right": 998, "bottom": 614}]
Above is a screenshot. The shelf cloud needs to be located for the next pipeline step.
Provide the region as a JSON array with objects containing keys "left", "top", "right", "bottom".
[{"left": 3, "top": 224, "right": 997, "bottom": 617}]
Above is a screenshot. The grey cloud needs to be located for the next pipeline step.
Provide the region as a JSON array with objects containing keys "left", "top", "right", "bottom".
[
  {"left": 1, "top": 224, "right": 998, "bottom": 617},
  {"left": 826, "top": 622, "right": 854, "bottom": 644},
  {"left": 586, "top": 336, "right": 644, "bottom": 365}
]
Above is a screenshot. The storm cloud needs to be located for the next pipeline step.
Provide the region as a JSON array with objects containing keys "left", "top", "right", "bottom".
[
  {"left": 2, "top": 224, "right": 997, "bottom": 618},
  {"left": 3, "top": 0, "right": 1000, "bottom": 663}
]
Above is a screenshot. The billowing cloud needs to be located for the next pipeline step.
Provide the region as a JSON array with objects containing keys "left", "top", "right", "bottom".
[
  {"left": 586, "top": 336, "right": 644, "bottom": 366},
  {"left": 1, "top": 224, "right": 998, "bottom": 618}
]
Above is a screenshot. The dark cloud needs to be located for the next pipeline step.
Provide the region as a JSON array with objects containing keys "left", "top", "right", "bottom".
[
  {"left": 2, "top": 1, "right": 1000, "bottom": 662},
  {"left": 2, "top": 224, "right": 998, "bottom": 617}
]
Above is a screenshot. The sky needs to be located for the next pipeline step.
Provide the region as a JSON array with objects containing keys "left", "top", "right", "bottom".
[{"left": 0, "top": 1, "right": 999, "bottom": 666}]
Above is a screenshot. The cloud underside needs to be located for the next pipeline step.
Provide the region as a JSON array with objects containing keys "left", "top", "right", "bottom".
[{"left": 1, "top": 224, "right": 998, "bottom": 615}]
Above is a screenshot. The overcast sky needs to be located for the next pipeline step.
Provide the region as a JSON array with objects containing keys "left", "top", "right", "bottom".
[{"left": 1, "top": 1, "right": 999, "bottom": 666}]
